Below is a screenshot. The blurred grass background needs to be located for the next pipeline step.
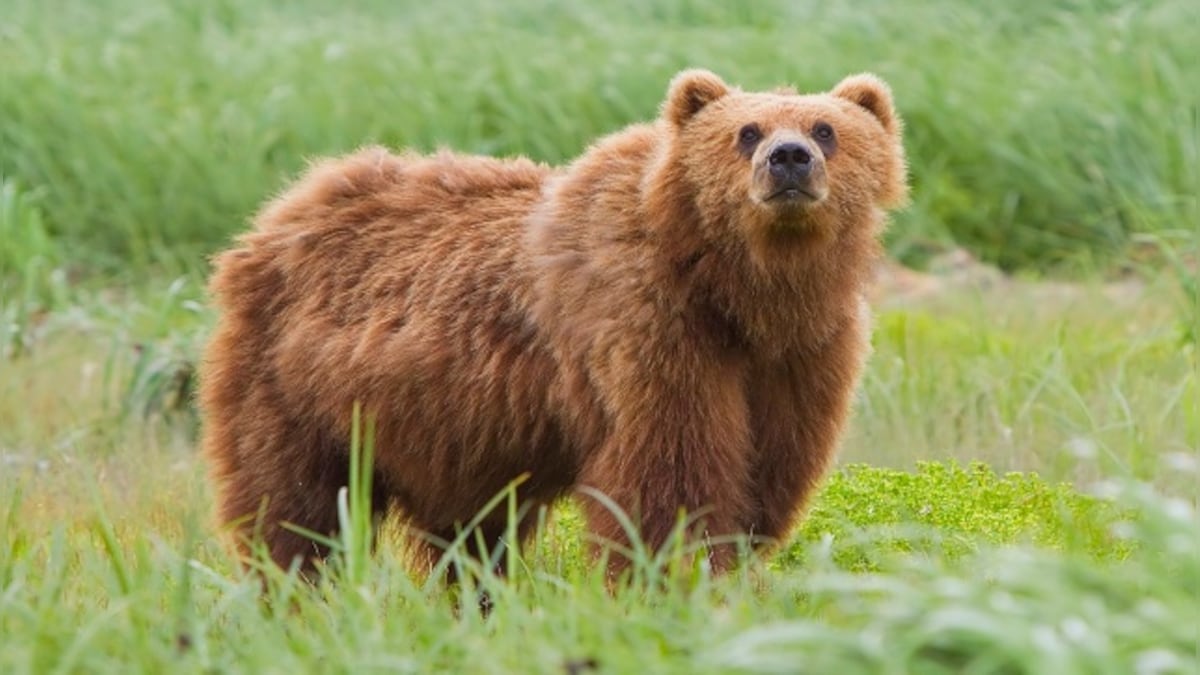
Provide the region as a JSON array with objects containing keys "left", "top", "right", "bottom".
[{"left": 2, "top": 0, "right": 1196, "bottom": 279}]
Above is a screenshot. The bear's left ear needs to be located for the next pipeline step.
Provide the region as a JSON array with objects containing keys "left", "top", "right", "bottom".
[
  {"left": 663, "top": 69, "right": 730, "bottom": 127},
  {"left": 832, "top": 74, "right": 899, "bottom": 135}
]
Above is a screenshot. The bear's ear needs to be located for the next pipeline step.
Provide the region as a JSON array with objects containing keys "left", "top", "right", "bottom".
[
  {"left": 663, "top": 69, "right": 730, "bottom": 127},
  {"left": 832, "top": 73, "right": 898, "bottom": 135}
]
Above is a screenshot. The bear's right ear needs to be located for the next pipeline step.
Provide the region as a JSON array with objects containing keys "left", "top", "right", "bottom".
[{"left": 663, "top": 69, "right": 730, "bottom": 127}]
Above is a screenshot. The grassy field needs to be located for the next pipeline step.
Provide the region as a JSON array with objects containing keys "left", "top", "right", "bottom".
[
  {"left": 3, "top": 0, "right": 1197, "bottom": 275},
  {"left": 2, "top": 0, "right": 1198, "bottom": 672}
]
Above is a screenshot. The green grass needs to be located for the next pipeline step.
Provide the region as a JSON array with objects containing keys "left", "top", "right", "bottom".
[
  {"left": 850, "top": 281, "right": 1197, "bottom": 494},
  {"left": 1, "top": 428, "right": 1194, "bottom": 674},
  {"left": 1, "top": 277, "right": 1194, "bottom": 673},
  {"left": 0, "top": 178, "right": 71, "bottom": 359},
  {"left": 2, "top": 0, "right": 1198, "bottom": 671},
  {"left": 2, "top": 0, "right": 1197, "bottom": 275}
]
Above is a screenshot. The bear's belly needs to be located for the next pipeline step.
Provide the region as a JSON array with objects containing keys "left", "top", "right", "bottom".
[
  {"left": 372, "top": 412, "right": 577, "bottom": 528},
  {"left": 332, "top": 325, "right": 578, "bottom": 527}
]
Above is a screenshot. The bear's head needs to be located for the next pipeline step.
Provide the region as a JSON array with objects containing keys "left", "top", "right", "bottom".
[{"left": 657, "top": 69, "right": 907, "bottom": 250}]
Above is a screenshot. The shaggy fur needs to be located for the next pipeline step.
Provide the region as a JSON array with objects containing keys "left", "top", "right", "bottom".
[{"left": 200, "top": 69, "right": 908, "bottom": 579}]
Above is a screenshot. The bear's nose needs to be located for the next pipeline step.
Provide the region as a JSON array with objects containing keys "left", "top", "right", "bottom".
[{"left": 768, "top": 142, "right": 814, "bottom": 178}]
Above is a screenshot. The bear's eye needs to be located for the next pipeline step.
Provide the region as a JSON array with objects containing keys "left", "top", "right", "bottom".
[
  {"left": 812, "top": 121, "right": 837, "bottom": 155},
  {"left": 737, "top": 124, "right": 762, "bottom": 153}
]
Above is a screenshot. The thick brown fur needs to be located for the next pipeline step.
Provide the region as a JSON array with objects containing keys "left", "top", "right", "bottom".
[{"left": 200, "top": 69, "right": 908, "bottom": 580}]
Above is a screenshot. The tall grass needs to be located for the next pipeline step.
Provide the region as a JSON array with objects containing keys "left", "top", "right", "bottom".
[
  {"left": 1, "top": 435, "right": 1194, "bottom": 674},
  {"left": 0, "top": 179, "right": 71, "bottom": 358},
  {"left": 849, "top": 279, "right": 1197, "bottom": 495},
  {"left": 2, "top": 0, "right": 1196, "bottom": 277}
]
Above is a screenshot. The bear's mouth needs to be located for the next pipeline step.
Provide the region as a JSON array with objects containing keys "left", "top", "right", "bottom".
[{"left": 764, "top": 186, "right": 822, "bottom": 204}]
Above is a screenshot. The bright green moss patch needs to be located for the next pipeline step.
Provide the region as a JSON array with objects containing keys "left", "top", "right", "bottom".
[{"left": 781, "top": 462, "right": 1133, "bottom": 571}]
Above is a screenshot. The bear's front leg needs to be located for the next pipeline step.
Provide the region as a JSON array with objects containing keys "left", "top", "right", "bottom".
[
  {"left": 746, "top": 317, "right": 868, "bottom": 548},
  {"left": 577, "top": 338, "right": 753, "bottom": 579}
]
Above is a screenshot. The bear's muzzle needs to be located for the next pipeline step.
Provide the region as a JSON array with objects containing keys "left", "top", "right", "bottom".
[{"left": 759, "top": 138, "right": 828, "bottom": 205}]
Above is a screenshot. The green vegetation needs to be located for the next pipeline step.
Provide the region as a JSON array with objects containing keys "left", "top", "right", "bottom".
[
  {"left": 852, "top": 295, "right": 1196, "bottom": 494},
  {"left": 1, "top": 433, "right": 1194, "bottom": 673},
  {"left": 784, "top": 462, "right": 1135, "bottom": 569},
  {"left": 2, "top": 0, "right": 1197, "bottom": 274},
  {"left": 1, "top": 0, "right": 1196, "bottom": 672}
]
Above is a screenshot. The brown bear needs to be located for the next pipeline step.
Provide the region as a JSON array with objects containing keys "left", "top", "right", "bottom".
[{"left": 199, "top": 69, "right": 908, "bottom": 580}]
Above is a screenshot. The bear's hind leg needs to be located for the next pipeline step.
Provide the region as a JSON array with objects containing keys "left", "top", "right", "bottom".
[
  {"left": 212, "top": 422, "right": 387, "bottom": 579},
  {"left": 408, "top": 506, "right": 546, "bottom": 583}
]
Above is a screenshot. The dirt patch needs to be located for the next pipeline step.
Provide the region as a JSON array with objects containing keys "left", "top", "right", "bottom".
[{"left": 870, "top": 248, "right": 1150, "bottom": 309}]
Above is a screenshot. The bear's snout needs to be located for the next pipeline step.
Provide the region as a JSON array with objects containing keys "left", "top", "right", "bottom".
[{"left": 759, "top": 138, "right": 827, "bottom": 205}]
